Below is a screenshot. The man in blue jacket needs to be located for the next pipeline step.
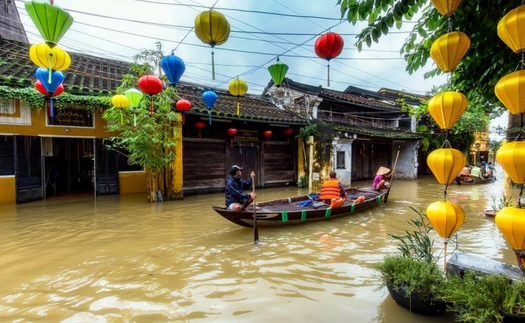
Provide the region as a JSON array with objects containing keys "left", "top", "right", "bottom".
[{"left": 225, "top": 165, "right": 256, "bottom": 212}]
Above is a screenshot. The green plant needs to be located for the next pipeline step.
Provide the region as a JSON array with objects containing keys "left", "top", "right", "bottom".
[
  {"left": 436, "top": 271, "right": 525, "bottom": 323},
  {"left": 490, "top": 194, "right": 513, "bottom": 212},
  {"left": 297, "top": 175, "right": 308, "bottom": 188}
]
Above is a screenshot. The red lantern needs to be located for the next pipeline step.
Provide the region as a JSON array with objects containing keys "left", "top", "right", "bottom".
[
  {"left": 195, "top": 121, "right": 205, "bottom": 139},
  {"left": 175, "top": 99, "right": 191, "bottom": 124},
  {"left": 137, "top": 75, "right": 163, "bottom": 116},
  {"left": 314, "top": 32, "right": 344, "bottom": 87},
  {"left": 263, "top": 130, "right": 272, "bottom": 147},
  {"left": 284, "top": 128, "right": 293, "bottom": 142},
  {"left": 227, "top": 127, "right": 237, "bottom": 147},
  {"left": 35, "top": 80, "right": 64, "bottom": 118}
]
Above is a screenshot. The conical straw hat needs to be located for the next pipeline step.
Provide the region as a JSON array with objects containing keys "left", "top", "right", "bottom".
[{"left": 376, "top": 166, "right": 390, "bottom": 176}]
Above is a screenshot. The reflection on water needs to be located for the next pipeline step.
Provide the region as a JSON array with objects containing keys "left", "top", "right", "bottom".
[{"left": 0, "top": 174, "right": 517, "bottom": 322}]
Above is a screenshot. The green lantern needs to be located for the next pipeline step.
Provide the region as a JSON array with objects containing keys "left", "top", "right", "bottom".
[
  {"left": 25, "top": 0, "right": 74, "bottom": 47},
  {"left": 268, "top": 57, "right": 289, "bottom": 87}
]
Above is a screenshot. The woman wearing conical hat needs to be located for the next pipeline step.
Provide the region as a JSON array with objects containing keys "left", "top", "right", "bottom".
[{"left": 373, "top": 166, "right": 393, "bottom": 191}]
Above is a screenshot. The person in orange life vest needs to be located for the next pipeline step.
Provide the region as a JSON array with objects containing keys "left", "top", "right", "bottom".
[{"left": 319, "top": 171, "right": 346, "bottom": 203}]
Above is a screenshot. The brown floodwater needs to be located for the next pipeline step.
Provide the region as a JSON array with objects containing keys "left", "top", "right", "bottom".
[{"left": 0, "top": 170, "right": 518, "bottom": 322}]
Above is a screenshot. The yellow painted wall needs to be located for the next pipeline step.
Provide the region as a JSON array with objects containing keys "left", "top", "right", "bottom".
[
  {"left": 118, "top": 171, "right": 147, "bottom": 194},
  {"left": 0, "top": 176, "right": 16, "bottom": 204}
]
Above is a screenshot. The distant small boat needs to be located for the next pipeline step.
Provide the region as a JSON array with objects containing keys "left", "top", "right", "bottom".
[
  {"left": 455, "top": 176, "right": 496, "bottom": 185},
  {"left": 212, "top": 186, "right": 387, "bottom": 227}
]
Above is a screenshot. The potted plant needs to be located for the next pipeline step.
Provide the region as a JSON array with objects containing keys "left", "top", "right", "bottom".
[
  {"left": 436, "top": 270, "right": 525, "bottom": 323},
  {"left": 373, "top": 208, "right": 447, "bottom": 315},
  {"left": 485, "top": 194, "right": 513, "bottom": 217}
]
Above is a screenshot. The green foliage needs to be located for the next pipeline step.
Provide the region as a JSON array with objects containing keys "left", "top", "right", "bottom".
[
  {"left": 337, "top": 0, "right": 523, "bottom": 114},
  {"left": 490, "top": 194, "right": 513, "bottom": 212},
  {"left": 296, "top": 123, "right": 318, "bottom": 139},
  {"left": 437, "top": 271, "right": 525, "bottom": 322},
  {"left": 103, "top": 42, "right": 181, "bottom": 173},
  {"left": 297, "top": 175, "right": 308, "bottom": 188}
]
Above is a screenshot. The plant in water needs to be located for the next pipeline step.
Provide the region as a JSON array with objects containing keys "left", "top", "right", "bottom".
[{"left": 490, "top": 194, "right": 513, "bottom": 212}]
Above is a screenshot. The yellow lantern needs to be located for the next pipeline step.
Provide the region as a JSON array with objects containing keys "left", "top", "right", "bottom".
[
  {"left": 427, "top": 91, "right": 468, "bottom": 130},
  {"left": 194, "top": 10, "right": 230, "bottom": 80},
  {"left": 426, "top": 200, "right": 465, "bottom": 239},
  {"left": 228, "top": 78, "right": 248, "bottom": 116},
  {"left": 430, "top": 31, "right": 471, "bottom": 72},
  {"left": 429, "top": 0, "right": 463, "bottom": 17},
  {"left": 427, "top": 148, "right": 466, "bottom": 185},
  {"left": 497, "top": 4, "right": 525, "bottom": 53},
  {"left": 495, "top": 207, "right": 525, "bottom": 251},
  {"left": 495, "top": 70, "right": 525, "bottom": 115},
  {"left": 111, "top": 94, "right": 130, "bottom": 124},
  {"left": 29, "top": 43, "right": 71, "bottom": 71},
  {"left": 496, "top": 141, "right": 525, "bottom": 184}
]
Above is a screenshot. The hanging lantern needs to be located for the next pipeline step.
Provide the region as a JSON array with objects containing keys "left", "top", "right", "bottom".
[
  {"left": 284, "top": 128, "right": 293, "bottom": 143},
  {"left": 497, "top": 5, "right": 525, "bottom": 54},
  {"left": 35, "top": 68, "right": 64, "bottom": 118},
  {"left": 29, "top": 43, "right": 70, "bottom": 82},
  {"left": 160, "top": 52, "right": 185, "bottom": 86},
  {"left": 314, "top": 32, "right": 344, "bottom": 87},
  {"left": 25, "top": 0, "right": 74, "bottom": 47},
  {"left": 124, "top": 88, "right": 143, "bottom": 127},
  {"left": 426, "top": 200, "right": 465, "bottom": 239},
  {"left": 175, "top": 99, "right": 191, "bottom": 124},
  {"left": 427, "top": 91, "right": 468, "bottom": 130},
  {"left": 495, "top": 206, "right": 525, "bottom": 272},
  {"left": 111, "top": 94, "right": 130, "bottom": 124},
  {"left": 496, "top": 141, "right": 525, "bottom": 184},
  {"left": 137, "top": 75, "right": 163, "bottom": 116},
  {"left": 228, "top": 78, "right": 248, "bottom": 116},
  {"left": 195, "top": 121, "right": 205, "bottom": 139},
  {"left": 227, "top": 127, "right": 237, "bottom": 147},
  {"left": 35, "top": 80, "right": 63, "bottom": 118},
  {"left": 430, "top": 31, "right": 471, "bottom": 73},
  {"left": 427, "top": 148, "right": 466, "bottom": 185},
  {"left": 263, "top": 130, "right": 272, "bottom": 148},
  {"left": 495, "top": 70, "right": 525, "bottom": 115},
  {"left": 268, "top": 57, "right": 289, "bottom": 87},
  {"left": 194, "top": 10, "right": 230, "bottom": 80},
  {"left": 429, "top": 0, "right": 463, "bottom": 17},
  {"left": 202, "top": 90, "right": 217, "bottom": 125}
]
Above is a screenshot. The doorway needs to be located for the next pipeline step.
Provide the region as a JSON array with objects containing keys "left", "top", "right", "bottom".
[{"left": 43, "top": 137, "right": 95, "bottom": 198}]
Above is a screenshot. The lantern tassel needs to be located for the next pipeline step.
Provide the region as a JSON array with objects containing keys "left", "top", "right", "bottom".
[
  {"left": 133, "top": 114, "right": 137, "bottom": 127},
  {"left": 443, "top": 240, "right": 448, "bottom": 273},
  {"left": 211, "top": 50, "right": 215, "bottom": 80},
  {"left": 120, "top": 110, "right": 123, "bottom": 124},
  {"left": 48, "top": 53, "right": 53, "bottom": 84},
  {"left": 150, "top": 100, "right": 154, "bottom": 117},
  {"left": 48, "top": 97, "right": 54, "bottom": 117},
  {"left": 208, "top": 111, "right": 212, "bottom": 125},
  {"left": 231, "top": 137, "right": 233, "bottom": 147},
  {"left": 236, "top": 101, "right": 240, "bottom": 116},
  {"left": 199, "top": 131, "right": 202, "bottom": 140},
  {"left": 182, "top": 113, "right": 185, "bottom": 125},
  {"left": 327, "top": 62, "right": 330, "bottom": 87}
]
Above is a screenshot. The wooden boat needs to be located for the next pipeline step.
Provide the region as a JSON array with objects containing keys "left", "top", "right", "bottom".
[
  {"left": 212, "top": 186, "right": 386, "bottom": 227},
  {"left": 455, "top": 175, "right": 496, "bottom": 185}
]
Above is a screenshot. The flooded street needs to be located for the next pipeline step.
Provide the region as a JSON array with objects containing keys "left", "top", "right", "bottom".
[{"left": 0, "top": 173, "right": 518, "bottom": 323}]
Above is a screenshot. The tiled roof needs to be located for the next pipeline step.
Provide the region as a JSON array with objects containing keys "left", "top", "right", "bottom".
[
  {"left": 321, "top": 88, "right": 401, "bottom": 111},
  {"left": 0, "top": 38, "right": 307, "bottom": 124}
]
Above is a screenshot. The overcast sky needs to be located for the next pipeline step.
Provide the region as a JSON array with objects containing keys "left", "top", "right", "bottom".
[{"left": 14, "top": 0, "right": 449, "bottom": 96}]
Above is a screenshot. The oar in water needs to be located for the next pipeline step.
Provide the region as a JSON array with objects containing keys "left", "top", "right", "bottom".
[
  {"left": 252, "top": 174, "right": 259, "bottom": 244},
  {"left": 384, "top": 148, "right": 400, "bottom": 203}
]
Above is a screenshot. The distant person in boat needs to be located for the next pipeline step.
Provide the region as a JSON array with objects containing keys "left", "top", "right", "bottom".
[
  {"left": 319, "top": 171, "right": 347, "bottom": 203},
  {"left": 225, "top": 165, "right": 256, "bottom": 212},
  {"left": 373, "top": 166, "right": 393, "bottom": 191},
  {"left": 470, "top": 164, "right": 483, "bottom": 179},
  {"left": 483, "top": 161, "right": 495, "bottom": 179},
  {"left": 458, "top": 164, "right": 472, "bottom": 181}
]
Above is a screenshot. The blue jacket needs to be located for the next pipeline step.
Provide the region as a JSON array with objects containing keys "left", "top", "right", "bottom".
[{"left": 225, "top": 176, "right": 253, "bottom": 207}]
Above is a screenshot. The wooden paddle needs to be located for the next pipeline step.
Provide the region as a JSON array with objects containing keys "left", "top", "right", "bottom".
[
  {"left": 384, "top": 148, "right": 400, "bottom": 204},
  {"left": 252, "top": 174, "right": 259, "bottom": 244}
]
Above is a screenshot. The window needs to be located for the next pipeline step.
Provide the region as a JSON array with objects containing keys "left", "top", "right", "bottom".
[{"left": 336, "top": 151, "right": 345, "bottom": 169}]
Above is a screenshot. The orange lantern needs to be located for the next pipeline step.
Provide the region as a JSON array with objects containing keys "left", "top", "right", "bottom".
[
  {"left": 497, "top": 4, "right": 525, "bottom": 53},
  {"left": 427, "top": 91, "right": 468, "bottom": 130},
  {"left": 111, "top": 94, "right": 129, "bottom": 124},
  {"left": 427, "top": 148, "right": 466, "bottom": 185},
  {"left": 496, "top": 141, "right": 525, "bottom": 184},
  {"left": 495, "top": 70, "right": 525, "bottom": 115},
  {"left": 227, "top": 127, "right": 237, "bottom": 147},
  {"left": 228, "top": 78, "right": 248, "bottom": 116},
  {"left": 495, "top": 207, "right": 525, "bottom": 271},
  {"left": 195, "top": 121, "right": 205, "bottom": 139},
  {"left": 426, "top": 200, "right": 465, "bottom": 239},
  {"left": 429, "top": 0, "right": 463, "bottom": 17},
  {"left": 430, "top": 31, "right": 471, "bottom": 73}
]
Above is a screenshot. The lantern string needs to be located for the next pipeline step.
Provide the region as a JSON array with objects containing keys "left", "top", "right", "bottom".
[
  {"left": 211, "top": 50, "right": 215, "bottom": 80},
  {"left": 519, "top": 185, "right": 523, "bottom": 208},
  {"left": 443, "top": 240, "right": 448, "bottom": 272},
  {"left": 236, "top": 101, "right": 240, "bottom": 116},
  {"left": 327, "top": 62, "right": 330, "bottom": 87},
  {"left": 48, "top": 53, "right": 53, "bottom": 84}
]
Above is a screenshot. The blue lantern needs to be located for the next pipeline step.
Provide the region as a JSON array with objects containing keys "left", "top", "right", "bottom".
[
  {"left": 35, "top": 68, "right": 64, "bottom": 93},
  {"left": 160, "top": 52, "right": 185, "bottom": 86},
  {"left": 202, "top": 90, "right": 217, "bottom": 125}
]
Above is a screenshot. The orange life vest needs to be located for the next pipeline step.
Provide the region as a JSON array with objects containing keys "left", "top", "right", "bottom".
[{"left": 319, "top": 179, "right": 342, "bottom": 200}]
